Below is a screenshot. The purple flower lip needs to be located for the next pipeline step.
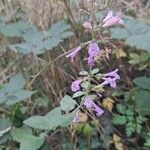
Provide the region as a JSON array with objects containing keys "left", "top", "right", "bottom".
[
  {"left": 83, "top": 97, "right": 104, "bottom": 117},
  {"left": 104, "top": 69, "right": 120, "bottom": 79},
  {"left": 102, "top": 10, "right": 124, "bottom": 27},
  {"left": 87, "top": 43, "right": 101, "bottom": 66},
  {"left": 66, "top": 46, "right": 81, "bottom": 61},
  {"left": 71, "top": 79, "right": 82, "bottom": 92},
  {"left": 101, "top": 69, "right": 120, "bottom": 88}
]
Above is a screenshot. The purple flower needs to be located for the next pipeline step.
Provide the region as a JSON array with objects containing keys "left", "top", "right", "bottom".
[
  {"left": 87, "top": 55, "right": 95, "bottom": 66},
  {"left": 101, "top": 77, "right": 117, "bottom": 88},
  {"left": 84, "top": 97, "right": 94, "bottom": 108},
  {"left": 101, "top": 69, "right": 120, "bottom": 88},
  {"left": 83, "top": 97, "right": 104, "bottom": 117},
  {"left": 102, "top": 11, "right": 124, "bottom": 27},
  {"left": 66, "top": 46, "right": 81, "bottom": 61},
  {"left": 73, "top": 114, "right": 80, "bottom": 123},
  {"left": 71, "top": 79, "right": 82, "bottom": 92},
  {"left": 93, "top": 105, "right": 104, "bottom": 116},
  {"left": 104, "top": 69, "right": 120, "bottom": 79},
  {"left": 87, "top": 43, "right": 101, "bottom": 66}
]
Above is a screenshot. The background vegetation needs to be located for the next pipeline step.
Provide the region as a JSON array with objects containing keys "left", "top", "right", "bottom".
[{"left": 0, "top": 0, "right": 150, "bottom": 149}]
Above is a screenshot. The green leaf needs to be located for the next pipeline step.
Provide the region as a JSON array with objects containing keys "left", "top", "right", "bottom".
[
  {"left": 60, "top": 95, "right": 77, "bottom": 112},
  {"left": 134, "top": 90, "right": 150, "bottom": 116},
  {"left": 10, "top": 20, "right": 74, "bottom": 54},
  {"left": 129, "top": 53, "right": 140, "bottom": 64},
  {"left": 5, "top": 90, "right": 34, "bottom": 105},
  {"left": 126, "top": 34, "right": 150, "bottom": 52},
  {"left": 81, "top": 81, "right": 91, "bottom": 90},
  {"left": 133, "top": 76, "right": 150, "bottom": 90},
  {"left": 11, "top": 126, "right": 44, "bottom": 150},
  {"left": 125, "top": 108, "right": 134, "bottom": 116},
  {"left": 79, "top": 71, "right": 89, "bottom": 76},
  {"left": 24, "top": 107, "right": 72, "bottom": 130},
  {"left": 83, "top": 124, "right": 93, "bottom": 136},
  {"left": 116, "top": 104, "right": 126, "bottom": 114},
  {"left": 0, "top": 21, "right": 30, "bottom": 37},
  {"left": 91, "top": 68, "right": 99, "bottom": 75},
  {"left": 111, "top": 28, "right": 130, "bottom": 39},
  {"left": 136, "top": 123, "right": 142, "bottom": 134},
  {"left": 0, "top": 73, "right": 34, "bottom": 105},
  {"left": 113, "top": 115, "right": 127, "bottom": 125},
  {"left": 0, "top": 118, "right": 11, "bottom": 144},
  {"left": 5, "top": 73, "right": 26, "bottom": 92},
  {"left": 126, "top": 126, "right": 134, "bottom": 137},
  {"left": 72, "top": 91, "right": 85, "bottom": 98},
  {"left": 110, "top": 17, "right": 150, "bottom": 52}
]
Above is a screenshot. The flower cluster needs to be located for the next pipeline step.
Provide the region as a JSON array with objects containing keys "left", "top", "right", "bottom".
[{"left": 67, "top": 10, "right": 123, "bottom": 123}]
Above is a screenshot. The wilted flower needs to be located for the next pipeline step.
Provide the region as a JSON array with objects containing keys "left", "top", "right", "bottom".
[
  {"left": 66, "top": 46, "right": 81, "bottom": 61},
  {"left": 83, "top": 97, "right": 104, "bottom": 117},
  {"left": 101, "top": 69, "right": 120, "bottom": 88},
  {"left": 102, "top": 11, "right": 124, "bottom": 27},
  {"left": 73, "top": 113, "right": 80, "bottom": 123},
  {"left": 87, "top": 43, "right": 101, "bottom": 66},
  {"left": 83, "top": 22, "right": 93, "bottom": 29},
  {"left": 71, "top": 79, "right": 82, "bottom": 92}
]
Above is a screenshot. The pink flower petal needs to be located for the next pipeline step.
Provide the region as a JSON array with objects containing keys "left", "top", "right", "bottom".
[
  {"left": 66, "top": 46, "right": 81, "bottom": 60},
  {"left": 83, "top": 22, "right": 93, "bottom": 29}
]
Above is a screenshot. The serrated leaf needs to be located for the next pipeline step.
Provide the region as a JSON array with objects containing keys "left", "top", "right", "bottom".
[
  {"left": 113, "top": 115, "right": 126, "bottom": 125},
  {"left": 60, "top": 95, "right": 76, "bottom": 112},
  {"left": 24, "top": 107, "right": 72, "bottom": 130},
  {"left": 5, "top": 90, "right": 34, "bottom": 105},
  {"left": 0, "top": 21, "right": 30, "bottom": 37},
  {"left": 11, "top": 126, "right": 44, "bottom": 150},
  {"left": 133, "top": 76, "right": 150, "bottom": 90},
  {"left": 10, "top": 20, "right": 73, "bottom": 54},
  {"left": 110, "top": 17, "right": 150, "bottom": 52},
  {"left": 116, "top": 104, "right": 126, "bottom": 114},
  {"left": 0, "top": 73, "right": 34, "bottom": 105}
]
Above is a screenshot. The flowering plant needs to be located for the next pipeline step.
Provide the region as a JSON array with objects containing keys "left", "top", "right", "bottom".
[{"left": 66, "top": 8, "right": 124, "bottom": 123}]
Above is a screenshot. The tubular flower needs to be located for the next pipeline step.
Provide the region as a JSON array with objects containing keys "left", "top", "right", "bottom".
[
  {"left": 83, "top": 97, "right": 104, "bottom": 117},
  {"left": 71, "top": 79, "right": 82, "bottom": 92},
  {"left": 87, "top": 43, "right": 101, "bottom": 66},
  {"left": 102, "top": 11, "right": 124, "bottom": 27},
  {"left": 66, "top": 46, "right": 81, "bottom": 61},
  {"left": 83, "top": 22, "right": 93, "bottom": 29},
  {"left": 101, "top": 69, "right": 120, "bottom": 88},
  {"left": 104, "top": 69, "right": 120, "bottom": 79}
]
